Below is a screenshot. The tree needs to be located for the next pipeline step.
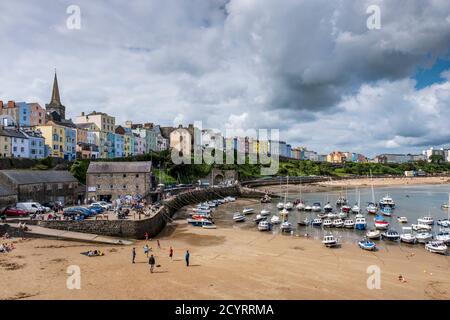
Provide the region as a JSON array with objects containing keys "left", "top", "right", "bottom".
[
  {"left": 429, "top": 154, "right": 445, "bottom": 164},
  {"left": 69, "top": 159, "right": 90, "bottom": 184}
]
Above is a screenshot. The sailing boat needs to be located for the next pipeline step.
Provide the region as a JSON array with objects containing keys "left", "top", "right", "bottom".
[
  {"left": 351, "top": 189, "right": 361, "bottom": 214},
  {"left": 284, "top": 176, "right": 293, "bottom": 210},
  {"left": 276, "top": 178, "right": 284, "bottom": 209},
  {"left": 437, "top": 193, "right": 450, "bottom": 227},
  {"left": 366, "top": 170, "right": 378, "bottom": 214},
  {"left": 296, "top": 177, "right": 305, "bottom": 210}
]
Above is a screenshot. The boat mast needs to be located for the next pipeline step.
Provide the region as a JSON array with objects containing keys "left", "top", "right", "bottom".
[{"left": 370, "top": 169, "right": 375, "bottom": 203}]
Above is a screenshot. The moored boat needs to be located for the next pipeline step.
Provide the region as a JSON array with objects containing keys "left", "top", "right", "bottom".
[
  {"left": 366, "top": 229, "right": 381, "bottom": 240},
  {"left": 311, "top": 202, "right": 321, "bottom": 212},
  {"left": 260, "top": 208, "right": 270, "bottom": 216},
  {"left": 417, "top": 216, "right": 434, "bottom": 225},
  {"left": 253, "top": 214, "right": 266, "bottom": 223},
  {"left": 332, "top": 219, "right": 344, "bottom": 228},
  {"left": 297, "top": 218, "right": 311, "bottom": 226},
  {"left": 312, "top": 218, "right": 323, "bottom": 226},
  {"left": 381, "top": 229, "right": 400, "bottom": 241},
  {"left": 296, "top": 201, "right": 306, "bottom": 210},
  {"left": 374, "top": 215, "right": 389, "bottom": 230},
  {"left": 366, "top": 202, "right": 378, "bottom": 215},
  {"left": 322, "top": 234, "right": 339, "bottom": 247},
  {"left": 322, "top": 219, "right": 333, "bottom": 228},
  {"left": 435, "top": 230, "right": 450, "bottom": 244},
  {"left": 355, "top": 217, "right": 367, "bottom": 230},
  {"left": 379, "top": 194, "right": 395, "bottom": 208},
  {"left": 258, "top": 220, "right": 271, "bottom": 231},
  {"left": 397, "top": 216, "right": 408, "bottom": 223},
  {"left": 425, "top": 240, "right": 447, "bottom": 254},
  {"left": 323, "top": 202, "right": 333, "bottom": 213},
  {"left": 242, "top": 208, "right": 255, "bottom": 215},
  {"left": 358, "top": 238, "right": 377, "bottom": 251},
  {"left": 411, "top": 223, "right": 432, "bottom": 231},
  {"left": 415, "top": 232, "right": 433, "bottom": 244},
  {"left": 400, "top": 227, "right": 416, "bottom": 244},
  {"left": 344, "top": 218, "right": 355, "bottom": 229},
  {"left": 280, "top": 221, "right": 293, "bottom": 233},
  {"left": 270, "top": 215, "right": 281, "bottom": 224},
  {"left": 380, "top": 206, "right": 392, "bottom": 217},
  {"left": 232, "top": 213, "right": 245, "bottom": 222}
]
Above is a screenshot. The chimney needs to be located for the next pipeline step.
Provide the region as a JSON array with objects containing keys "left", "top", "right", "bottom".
[
  {"left": 0, "top": 101, "right": 3, "bottom": 108},
  {"left": 7, "top": 100, "right": 15, "bottom": 108},
  {"left": 81, "top": 112, "right": 85, "bottom": 116}
]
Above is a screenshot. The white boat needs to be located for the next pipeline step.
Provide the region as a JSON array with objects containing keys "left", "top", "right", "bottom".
[
  {"left": 311, "top": 218, "right": 323, "bottom": 226},
  {"left": 415, "top": 232, "right": 433, "bottom": 244},
  {"left": 327, "top": 212, "right": 338, "bottom": 219},
  {"left": 317, "top": 212, "right": 327, "bottom": 219},
  {"left": 374, "top": 216, "right": 390, "bottom": 230},
  {"left": 351, "top": 204, "right": 360, "bottom": 214},
  {"left": 298, "top": 217, "right": 311, "bottom": 226},
  {"left": 437, "top": 219, "right": 450, "bottom": 227},
  {"left": 355, "top": 213, "right": 364, "bottom": 219},
  {"left": 435, "top": 230, "right": 450, "bottom": 244},
  {"left": 322, "top": 234, "right": 339, "bottom": 247},
  {"left": 276, "top": 202, "right": 285, "bottom": 210},
  {"left": 260, "top": 209, "right": 270, "bottom": 216},
  {"left": 425, "top": 241, "right": 448, "bottom": 254},
  {"left": 379, "top": 194, "right": 395, "bottom": 208},
  {"left": 411, "top": 223, "right": 432, "bottom": 231},
  {"left": 381, "top": 230, "right": 400, "bottom": 241},
  {"left": 366, "top": 229, "right": 381, "bottom": 240},
  {"left": 336, "top": 196, "right": 347, "bottom": 206},
  {"left": 380, "top": 206, "right": 393, "bottom": 217},
  {"left": 344, "top": 219, "right": 355, "bottom": 229},
  {"left": 323, "top": 202, "right": 333, "bottom": 213},
  {"left": 284, "top": 202, "right": 293, "bottom": 210},
  {"left": 366, "top": 203, "right": 378, "bottom": 215},
  {"left": 311, "top": 202, "right": 321, "bottom": 212},
  {"left": 280, "top": 221, "right": 293, "bottom": 232},
  {"left": 304, "top": 205, "right": 312, "bottom": 211},
  {"left": 296, "top": 202, "right": 305, "bottom": 210},
  {"left": 397, "top": 216, "right": 408, "bottom": 223},
  {"left": 270, "top": 215, "right": 281, "bottom": 224},
  {"left": 417, "top": 216, "right": 434, "bottom": 225},
  {"left": 253, "top": 214, "right": 266, "bottom": 223},
  {"left": 258, "top": 220, "right": 271, "bottom": 231},
  {"left": 338, "top": 211, "right": 347, "bottom": 219},
  {"left": 332, "top": 219, "right": 344, "bottom": 228},
  {"left": 279, "top": 208, "right": 289, "bottom": 218},
  {"left": 355, "top": 217, "right": 367, "bottom": 230},
  {"left": 400, "top": 227, "right": 416, "bottom": 244},
  {"left": 242, "top": 208, "right": 255, "bottom": 215},
  {"left": 225, "top": 196, "right": 236, "bottom": 202},
  {"left": 233, "top": 213, "right": 245, "bottom": 222},
  {"left": 358, "top": 238, "right": 377, "bottom": 251},
  {"left": 191, "top": 207, "right": 212, "bottom": 213},
  {"left": 322, "top": 219, "right": 333, "bottom": 227}
]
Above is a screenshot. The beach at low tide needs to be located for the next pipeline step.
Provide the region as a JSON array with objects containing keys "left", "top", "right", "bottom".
[{"left": 1, "top": 207, "right": 450, "bottom": 300}]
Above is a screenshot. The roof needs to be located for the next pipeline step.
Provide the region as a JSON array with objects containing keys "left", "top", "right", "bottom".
[
  {"left": 87, "top": 161, "right": 152, "bottom": 174},
  {"left": 0, "top": 129, "right": 28, "bottom": 139},
  {"left": 0, "top": 170, "right": 78, "bottom": 185}
]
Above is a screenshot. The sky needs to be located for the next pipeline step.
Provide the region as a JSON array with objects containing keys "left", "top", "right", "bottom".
[{"left": 1, "top": 0, "right": 450, "bottom": 158}]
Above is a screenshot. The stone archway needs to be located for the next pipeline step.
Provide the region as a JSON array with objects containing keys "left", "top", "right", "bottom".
[{"left": 213, "top": 174, "right": 224, "bottom": 184}]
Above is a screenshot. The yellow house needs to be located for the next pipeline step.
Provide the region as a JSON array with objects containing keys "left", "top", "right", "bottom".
[
  {"left": 37, "top": 122, "right": 65, "bottom": 158},
  {"left": 0, "top": 130, "right": 11, "bottom": 158}
]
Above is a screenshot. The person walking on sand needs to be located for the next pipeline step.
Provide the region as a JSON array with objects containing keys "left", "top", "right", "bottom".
[
  {"left": 144, "top": 232, "right": 149, "bottom": 241},
  {"left": 144, "top": 244, "right": 149, "bottom": 257},
  {"left": 132, "top": 248, "right": 136, "bottom": 264},
  {"left": 157, "top": 239, "right": 161, "bottom": 249},
  {"left": 149, "top": 254, "right": 156, "bottom": 273},
  {"left": 185, "top": 250, "right": 190, "bottom": 267},
  {"left": 169, "top": 246, "right": 173, "bottom": 260}
]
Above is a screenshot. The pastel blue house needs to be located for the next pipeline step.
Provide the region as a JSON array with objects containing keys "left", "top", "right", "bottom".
[
  {"left": 16, "top": 102, "right": 30, "bottom": 127},
  {"left": 115, "top": 133, "right": 124, "bottom": 158},
  {"left": 21, "top": 128, "right": 45, "bottom": 159},
  {"left": 64, "top": 127, "right": 76, "bottom": 160},
  {"left": 107, "top": 132, "right": 115, "bottom": 158}
]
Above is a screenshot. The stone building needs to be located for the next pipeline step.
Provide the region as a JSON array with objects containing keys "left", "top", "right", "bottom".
[
  {"left": 86, "top": 161, "right": 153, "bottom": 202},
  {"left": 0, "top": 170, "right": 84, "bottom": 205}
]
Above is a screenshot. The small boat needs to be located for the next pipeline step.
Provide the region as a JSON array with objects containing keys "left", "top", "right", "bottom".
[
  {"left": 381, "top": 229, "right": 400, "bottom": 241},
  {"left": 279, "top": 208, "right": 289, "bottom": 218},
  {"left": 304, "top": 205, "right": 312, "bottom": 211},
  {"left": 322, "top": 234, "right": 339, "bottom": 247},
  {"left": 323, "top": 202, "right": 333, "bottom": 213},
  {"left": 298, "top": 218, "right": 311, "bottom": 226},
  {"left": 191, "top": 207, "right": 212, "bottom": 213},
  {"left": 417, "top": 216, "right": 434, "bottom": 225},
  {"left": 322, "top": 219, "right": 333, "bottom": 227},
  {"left": 327, "top": 212, "right": 339, "bottom": 219},
  {"left": 366, "top": 229, "right": 381, "bottom": 240},
  {"left": 284, "top": 202, "right": 294, "bottom": 210},
  {"left": 351, "top": 204, "right": 361, "bottom": 214},
  {"left": 355, "top": 217, "right": 367, "bottom": 230},
  {"left": 280, "top": 221, "right": 293, "bottom": 233},
  {"left": 258, "top": 220, "right": 271, "bottom": 231},
  {"left": 191, "top": 214, "right": 212, "bottom": 220},
  {"left": 187, "top": 218, "right": 213, "bottom": 227},
  {"left": 270, "top": 215, "right": 281, "bottom": 224},
  {"left": 425, "top": 241, "right": 448, "bottom": 254},
  {"left": 355, "top": 213, "right": 364, "bottom": 219},
  {"left": 260, "top": 209, "right": 270, "bottom": 216},
  {"left": 366, "top": 202, "right": 378, "bottom": 215},
  {"left": 411, "top": 223, "right": 432, "bottom": 231},
  {"left": 317, "top": 212, "right": 327, "bottom": 219},
  {"left": 397, "top": 216, "right": 408, "bottom": 223},
  {"left": 344, "top": 219, "right": 355, "bottom": 229},
  {"left": 332, "top": 219, "right": 344, "bottom": 228},
  {"left": 341, "top": 205, "right": 351, "bottom": 214},
  {"left": 336, "top": 197, "right": 347, "bottom": 206},
  {"left": 435, "top": 230, "right": 450, "bottom": 244},
  {"left": 225, "top": 196, "right": 236, "bottom": 202},
  {"left": 260, "top": 195, "right": 271, "bottom": 203},
  {"left": 400, "top": 227, "right": 417, "bottom": 244},
  {"left": 374, "top": 215, "right": 389, "bottom": 230},
  {"left": 416, "top": 232, "right": 433, "bottom": 244},
  {"left": 296, "top": 202, "right": 306, "bottom": 210},
  {"left": 233, "top": 213, "right": 245, "bottom": 222},
  {"left": 311, "top": 202, "right": 321, "bottom": 212},
  {"left": 379, "top": 194, "right": 395, "bottom": 208},
  {"left": 242, "top": 208, "right": 255, "bottom": 215},
  {"left": 312, "top": 218, "right": 323, "bottom": 226},
  {"left": 358, "top": 238, "right": 377, "bottom": 251},
  {"left": 442, "top": 203, "right": 449, "bottom": 209},
  {"left": 276, "top": 202, "right": 285, "bottom": 210},
  {"left": 380, "top": 206, "right": 392, "bottom": 217},
  {"left": 437, "top": 219, "right": 450, "bottom": 227},
  {"left": 253, "top": 214, "right": 266, "bottom": 223},
  {"left": 338, "top": 211, "right": 348, "bottom": 219},
  {"left": 202, "top": 224, "right": 217, "bottom": 229}
]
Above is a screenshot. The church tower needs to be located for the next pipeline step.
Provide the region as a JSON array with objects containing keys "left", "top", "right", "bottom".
[{"left": 45, "top": 71, "right": 66, "bottom": 119}]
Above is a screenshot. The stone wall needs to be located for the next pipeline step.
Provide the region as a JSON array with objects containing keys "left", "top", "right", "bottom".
[{"left": 0, "top": 194, "right": 17, "bottom": 208}]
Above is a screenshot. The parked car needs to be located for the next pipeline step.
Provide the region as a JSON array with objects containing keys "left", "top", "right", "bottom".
[
  {"left": 63, "top": 207, "right": 92, "bottom": 218},
  {"left": 91, "top": 201, "right": 111, "bottom": 210},
  {"left": 16, "top": 202, "right": 49, "bottom": 214},
  {"left": 1, "top": 206, "right": 28, "bottom": 217},
  {"left": 88, "top": 204, "right": 105, "bottom": 214},
  {"left": 42, "top": 201, "right": 63, "bottom": 211}
]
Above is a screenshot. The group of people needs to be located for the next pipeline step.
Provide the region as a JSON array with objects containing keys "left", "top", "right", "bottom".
[{"left": 0, "top": 242, "right": 15, "bottom": 253}]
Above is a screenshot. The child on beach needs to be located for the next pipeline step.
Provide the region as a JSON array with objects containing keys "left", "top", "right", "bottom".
[
  {"left": 149, "top": 254, "right": 156, "bottom": 273},
  {"left": 169, "top": 246, "right": 173, "bottom": 260},
  {"left": 144, "top": 245, "right": 149, "bottom": 257},
  {"left": 185, "top": 250, "right": 190, "bottom": 267},
  {"left": 132, "top": 248, "right": 136, "bottom": 263},
  {"left": 157, "top": 240, "right": 161, "bottom": 249}
]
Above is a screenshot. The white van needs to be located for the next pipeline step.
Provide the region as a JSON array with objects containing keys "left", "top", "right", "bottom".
[{"left": 16, "top": 202, "right": 50, "bottom": 214}]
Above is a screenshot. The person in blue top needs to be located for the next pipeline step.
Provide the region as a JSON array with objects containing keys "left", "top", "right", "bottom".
[{"left": 185, "top": 250, "right": 190, "bottom": 267}]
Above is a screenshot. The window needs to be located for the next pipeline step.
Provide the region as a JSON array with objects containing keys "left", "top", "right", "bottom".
[
  {"left": 123, "top": 174, "right": 127, "bottom": 178},
  {"left": 97, "top": 184, "right": 101, "bottom": 189},
  {"left": 123, "top": 185, "right": 126, "bottom": 189},
  {"left": 136, "top": 185, "right": 139, "bottom": 189},
  {"left": 110, "top": 185, "right": 113, "bottom": 189},
  {"left": 46, "top": 184, "right": 52, "bottom": 191},
  {"left": 58, "top": 183, "right": 63, "bottom": 190}
]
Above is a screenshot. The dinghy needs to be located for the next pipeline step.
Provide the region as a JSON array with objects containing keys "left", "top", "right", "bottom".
[
  {"left": 233, "top": 213, "right": 245, "bottom": 222},
  {"left": 358, "top": 238, "right": 376, "bottom": 251},
  {"left": 258, "top": 220, "right": 271, "bottom": 231},
  {"left": 260, "top": 209, "right": 270, "bottom": 216},
  {"left": 400, "top": 227, "right": 416, "bottom": 244},
  {"left": 425, "top": 241, "right": 448, "bottom": 255},
  {"left": 397, "top": 216, "right": 408, "bottom": 223},
  {"left": 270, "top": 215, "right": 281, "bottom": 224},
  {"left": 366, "top": 229, "right": 381, "bottom": 240},
  {"left": 280, "top": 221, "right": 293, "bottom": 233},
  {"left": 242, "top": 208, "right": 255, "bottom": 215}
]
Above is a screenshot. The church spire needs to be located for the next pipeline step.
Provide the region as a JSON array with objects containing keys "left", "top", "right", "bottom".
[
  {"left": 51, "top": 71, "right": 62, "bottom": 105},
  {"left": 46, "top": 70, "right": 66, "bottom": 120}
]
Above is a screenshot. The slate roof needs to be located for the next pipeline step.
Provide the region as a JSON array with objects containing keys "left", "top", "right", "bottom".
[
  {"left": 87, "top": 161, "right": 152, "bottom": 174},
  {"left": 0, "top": 183, "right": 14, "bottom": 197},
  {"left": 0, "top": 170, "right": 78, "bottom": 185}
]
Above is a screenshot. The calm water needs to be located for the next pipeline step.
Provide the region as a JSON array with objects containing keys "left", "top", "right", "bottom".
[{"left": 213, "top": 184, "right": 450, "bottom": 244}]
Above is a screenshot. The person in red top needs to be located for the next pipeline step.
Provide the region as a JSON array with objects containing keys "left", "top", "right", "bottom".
[
  {"left": 169, "top": 246, "right": 173, "bottom": 260},
  {"left": 144, "top": 232, "right": 149, "bottom": 241}
]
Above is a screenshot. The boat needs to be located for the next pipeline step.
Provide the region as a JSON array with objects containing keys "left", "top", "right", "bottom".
[
  {"left": 202, "top": 224, "right": 217, "bottom": 229},
  {"left": 296, "top": 202, "right": 306, "bottom": 210},
  {"left": 336, "top": 196, "right": 347, "bottom": 206},
  {"left": 322, "top": 219, "right": 333, "bottom": 227},
  {"left": 358, "top": 238, "right": 377, "bottom": 251},
  {"left": 400, "top": 227, "right": 416, "bottom": 244},
  {"left": 355, "top": 213, "right": 364, "bottom": 219},
  {"left": 442, "top": 203, "right": 449, "bottom": 209},
  {"left": 260, "top": 209, "right": 270, "bottom": 216},
  {"left": 355, "top": 217, "right": 367, "bottom": 230},
  {"left": 415, "top": 232, "right": 433, "bottom": 244},
  {"left": 323, "top": 202, "right": 333, "bottom": 213},
  {"left": 225, "top": 196, "right": 236, "bottom": 202},
  {"left": 397, "top": 216, "right": 408, "bottom": 223},
  {"left": 304, "top": 205, "right": 312, "bottom": 211},
  {"left": 279, "top": 208, "right": 289, "bottom": 219},
  {"left": 258, "top": 220, "right": 271, "bottom": 231},
  {"left": 341, "top": 205, "right": 351, "bottom": 214},
  {"left": 277, "top": 202, "right": 285, "bottom": 210},
  {"left": 311, "top": 218, "right": 323, "bottom": 226},
  {"left": 260, "top": 195, "right": 271, "bottom": 203},
  {"left": 380, "top": 206, "right": 393, "bottom": 217},
  {"left": 332, "top": 219, "right": 344, "bottom": 228},
  {"left": 270, "top": 215, "right": 281, "bottom": 224},
  {"left": 437, "top": 219, "right": 450, "bottom": 227},
  {"left": 191, "top": 207, "right": 212, "bottom": 213},
  {"left": 253, "top": 214, "right": 266, "bottom": 223},
  {"left": 298, "top": 218, "right": 311, "bottom": 226},
  {"left": 351, "top": 204, "right": 361, "bottom": 214},
  {"left": 327, "top": 212, "right": 339, "bottom": 219},
  {"left": 425, "top": 241, "right": 448, "bottom": 254},
  {"left": 311, "top": 202, "right": 321, "bottom": 212},
  {"left": 187, "top": 218, "right": 213, "bottom": 227},
  {"left": 366, "top": 202, "right": 378, "bottom": 215},
  {"left": 242, "top": 208, "right": 255, "bottom": 215},
  {"left": 284, "top": 202, "right": 294, "bottom": 210},
  {"left": 366, "top": 229, "right": 381, "bottom": 240},
  {"left": 379, "top": 194, "right": 395, "bottom": 208},
  {"left": 411, "top": 223, "right": 432, "bottom": 231},
  {"left": 317, "top": 212, "right": 327, "bottom": 219},
  {"left": 191, "top": 214, "right": 212, "bottom": 220},
  {"left": 338, "top": 211, "right": 348, "bottom": 219},
  {"left": 417, "top": 216, "right": 434, "bottom": 225},
  {"left": 381, "top": 229, "right": 400, "bottom": 241},
  {"left": 374, "top": 215, "right": 389, "bottom": 230},
  {"left": 344, "top": 219, "right": 355, "bottom": 229},
  {"left": 280, "top": 221, "right": 293, "bottom": 233},
  {"left": 322, "top": 234, "right": 339, "bottom": 247},
  {"left": 232, "top": 213, "right": 245, "bottom": 222},
  {"left": 435, "top": 230, "right": 450, "bottom": 244}
]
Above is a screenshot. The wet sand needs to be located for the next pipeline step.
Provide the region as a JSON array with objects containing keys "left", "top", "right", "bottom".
[{"left": 1, "top": 211, "right": 450, "bottom": 300}]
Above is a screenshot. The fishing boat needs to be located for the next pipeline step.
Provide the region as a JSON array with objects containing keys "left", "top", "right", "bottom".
[
  {"left": 379, "top": 194, "right": 395, "bottom": 208},
  {"left": 232, "top": 213, "right": 245, "bottom": 222},
  {"left": 258, "top": 220, "right": 271, "bottom": 231},
  {"left": 397, "top": 216, "right": 408, "bottom": 223},
  {"left": 358, "top": 238, "right": 377, "bottom": 251},
  {"left": 322, "top": 234, "right": 339, "bottom": 247},
  {"left": 242, "top": 208, "right": 255, "bottom": 215},
  {"left": 332, "top": 219, "right": 344, "bottom": 228},
  {"left": 253, "top": 214, "right": 266, "bottom": 223},
  {"left": 311, "top": 202, "right": 321, "bottom": 212},
  {"left": 415, "top": 232, "right": 433, "bottom": 244},
  {"left": 280, "top": 221, "right": 293, "bottom": 233},
  {"left": 270, "top": 215, "right": 281, "bottom": 224},
  {"left": 411, "top": 223, "right": 432, "bottom": 232},
  {"left": 355, "top": 217, "right": 367, "bottom": 230},
  {"left": 366, "top": 229, "right": 381, "bottom": 240},
  {"left": 381, "top": 230, "right": 400, "bottom": 241},
  {"left": 296, "top": 202, "right": 306, "bottom": 210},
  {"left": 425, "top": 241, "right": 448, "bottom": 254},
  {"left": 380, "top": 206, "right": 393, "bottom": 217},
  {"left": 344, "top": 219, "right": 355, "bottom": 229},
  {"left": 260, "top": 208, "right": 271, "bottom": 216},
  {"left": 366, "top": 202, "right": 378, "bottom": 215},
  {"left": 187, "top": 218, "right": 213, "bottom": 227},
  {"left": 400, "top": 227, "right": 416, "bottom": 244},
  {"left": 351, "top": 204, "right": 361, "bottom": 214},
  {"left": 298, "top": 218, "right": 311, "bottom": 226},
  {"left": 437, "top": 219, "right": 450, "bottom": 227},
  {"left": 322, "top": 219, "right": 333, "bottom": 227},
  {"left": 312, "top": 218, "right": 323, "bottom": 226},
  {"left": 435, "top": 230, "right": 450, "bottom": 244},
  {"left": 417, "top": 216, "right": 434, "bottom": 225},
  {"left": 374, "top": 215, "right": 389, "bottom": 230},
  {"left": 323, "top": 202, "right": 333, "bottom": 213}
]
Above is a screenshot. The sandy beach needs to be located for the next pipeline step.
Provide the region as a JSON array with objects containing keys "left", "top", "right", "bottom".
[{"left": 1, "top": 209, "right": 450, "bottom": 300}]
